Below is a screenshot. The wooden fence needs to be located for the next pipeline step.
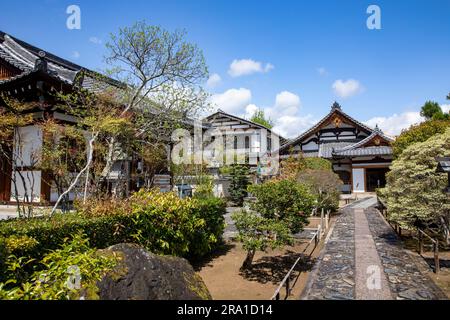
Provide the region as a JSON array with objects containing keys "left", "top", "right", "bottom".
[
  {"left": 271, "top": 209, "right": 331, "bottom": 300},
  {"left": 377, "top": 197, "right": 440, "bottom": 274}
]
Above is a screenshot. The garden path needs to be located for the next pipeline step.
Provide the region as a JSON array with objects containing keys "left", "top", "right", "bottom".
[{"left": 301, "top": 197, "right": 446, "bottom": 300}]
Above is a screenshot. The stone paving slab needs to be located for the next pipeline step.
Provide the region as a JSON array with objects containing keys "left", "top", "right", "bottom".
[
  {"left": 301, "top": 197, "right": 447, "bottom": 300},
  {"left": 302, "top": 205, "right": 355, "bottom": 300},
  {"left": 365, "top": 206, "right": 447, "bottom": 300}
]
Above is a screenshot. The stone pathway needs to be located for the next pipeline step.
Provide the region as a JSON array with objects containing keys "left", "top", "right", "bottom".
[{"left": 302, "top": 197, "right": 447, "bottom": 300}]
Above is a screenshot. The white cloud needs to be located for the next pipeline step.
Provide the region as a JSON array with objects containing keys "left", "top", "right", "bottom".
[
  {"left": 267, "top": 91, "right": 315, "bottom": 138},
  {"left": 71, "top": 51, "right": 80, "bottom": 59},
  {"left": 441, "top": 104, "right": 450, "bottom": 113},
  {"left": 274, "top": 91, "right": 301, "bottom": 115},
  {"left": 210, "top": 88, "right": 252, "bottom": 114},
  {"left": 228, "top": 59, "right": 274, "bottom": 77},
  {"left": 89, "top": 36, "right": 102, "bottom": 44},
  {"left": 211, "top": 89, "right": 314, "bottom": 138},
  {"left": 243, "top": 104, "right": 259, "bottom": 118},
  {"left": 206, "top": 73, "right": 222, "bottom": 88},
  {"left": 317, "top": 67, "right": 328, "bottom": 76},
  {"left": 364, "top": 111, "right": 424, "bottom": 136},
  {"left": 272, "top": 115, "right": 316, "bottom": 138},
  {"left": 332, "top": 79, "right": 363, "bottom": 98}
]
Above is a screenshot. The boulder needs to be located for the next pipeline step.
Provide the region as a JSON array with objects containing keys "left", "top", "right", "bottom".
[{"left": 97, "top": 243, "right": 211, "bottom": 300}]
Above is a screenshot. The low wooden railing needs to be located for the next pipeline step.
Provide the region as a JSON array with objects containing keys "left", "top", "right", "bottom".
[
  {"left": 377, "top": 197, "right": 440, "bottom": 274},
  {"left": 271, "top": 209, "right": 331, "bottom": 300},
  {"left": 417, "top": 228, "right": 440, "bottom": 274}
]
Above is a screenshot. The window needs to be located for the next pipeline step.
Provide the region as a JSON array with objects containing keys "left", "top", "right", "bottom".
[
  {"left": 234, "top": 136, "right": 238, "bottom": 150},
  {"left": 245, "top": 136, "right": 250, "bottom": 149},
  {"left": 267, "top": 137, "right": 272, "bottom": 151}
]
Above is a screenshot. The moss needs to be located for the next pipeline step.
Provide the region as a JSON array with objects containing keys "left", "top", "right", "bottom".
[{"left": 183, "top": 271, "right": 211, "bottom": 300}]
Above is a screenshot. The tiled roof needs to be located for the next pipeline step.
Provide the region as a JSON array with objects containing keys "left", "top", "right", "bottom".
[
  {"left": 204, "top": 109, "right": 287, "bottom": 143},
  {"left": 332, "top": 128, "right": 394, "bottom": 157},
  {"left": 318, "top": 141, "right": 356, "bottom": 159},
  {"left": 0, "top": 31, "right": 124, "bottom": 90},
  {"left": 332, "top": 146, "right": 392, "bottom": 157}
]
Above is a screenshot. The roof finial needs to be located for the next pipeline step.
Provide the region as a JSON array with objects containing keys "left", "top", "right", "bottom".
[
  {"left": 374, "top": 124, "right": 383, "bottom": 133},
  {"left": 331, "top": 101, "right": 342, "bottom": 110}
]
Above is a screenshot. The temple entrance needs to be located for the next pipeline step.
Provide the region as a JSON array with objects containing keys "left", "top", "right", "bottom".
[{"left": 365, "top": 167, "right": 389, "bottom": 192}]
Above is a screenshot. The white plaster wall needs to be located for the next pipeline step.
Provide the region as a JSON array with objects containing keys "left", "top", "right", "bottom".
[
  {"left": 302, "top": 141, "right": 319, "bottom": 151},
  {"left": 10, "top": 171, "right": 41, "bottom": 202},
  {"left": 352, "top": 168, "right": 365, "bottom": 193},
  {"left": 14, "top": 126, "right": 42, "bottom": 167}
]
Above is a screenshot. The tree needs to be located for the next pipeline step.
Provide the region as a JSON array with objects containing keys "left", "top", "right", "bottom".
[
  {"left": 0, "top": 97, "right": 35, "bottom": 217},
  {"left": 420, "top": 101, "right": 444, "bottom": 120},
  {"left": 297, "top": 169, "right": 342, "bottom": 212},
  {"left": 248, "top": 179, "right": 315, "bottom": 233},
  {"left": 43, "top": 89, "right": 132, "bottom": 215},
  {"left": 232, "top": 210, "right": 293, "bottom": 269},
  {"left": 234, "top": 179, "right": 315, "bottom": 269},
  {"left": 228, "top": 165, "right": 250, "bottom": 206},
  {"left": 101, "top": 21, "right": 210, "bottom": 190},
  {"left": 249, "top": 109, "right": 273, "bottom": 129},
  {"left": 392, "top": 120, "right": 450, "bottom": 158},
  {"left": 380, "top": 128, "right": 450, "bottom": 242}
]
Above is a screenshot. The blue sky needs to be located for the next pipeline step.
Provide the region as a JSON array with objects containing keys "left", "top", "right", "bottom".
[{"left": 1, "top": 0, "right": 449, "bottom": 137}]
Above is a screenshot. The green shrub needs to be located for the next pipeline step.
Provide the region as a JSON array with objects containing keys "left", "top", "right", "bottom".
[
  {"left": 297, "top": 169, "right": 342, "bottom": 211},
  {"left": 381, "top": 128, "right": 450, "bottom": 230},
  {"left": 0, "top": 234, "right": 118, "bottom": 300},
  {"left": 0, "top": 190, "right": 226, "bottom": 278},
  {"left": 304, "top": 157, "right": 333, "bottom": 170},
  {"left": 392, "top": 119, "right": 450, "bottom": 158},
  {"left": 232, "top": 209, "right": 293, "bottom": 269},
  {"left": 228, "top": 164, "right": 250, "bottom": 206},
  {"left": 248, "top": 179, "right": 315, "bottom": 233}
]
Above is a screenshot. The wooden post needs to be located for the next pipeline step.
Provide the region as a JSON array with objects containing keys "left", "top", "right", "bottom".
[
  {"left": 285, "top": 276, "right": 290, "bottom": 298},
  {"left": 434, "top": 240, "right": 440, "bottom": 274},
  {"left": 418, "top": 229, "right": 423, "bottom": 255},
  {"left": 320, "top": 209, "right": 324, "bottom": 234}
]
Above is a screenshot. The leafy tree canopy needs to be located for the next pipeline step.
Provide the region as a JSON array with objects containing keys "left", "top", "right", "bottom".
[
  {"left": 392, "top": 119, "right": 450, "bottom": 158},
  {"left": 420, "top": 100, "right": 449, "bottom": 120},
  {"left": 380, "top": 128, "right": 450, "bottom": 231},
  {"left": 249, "top": 109, "right": 273, "bottom": 129}
]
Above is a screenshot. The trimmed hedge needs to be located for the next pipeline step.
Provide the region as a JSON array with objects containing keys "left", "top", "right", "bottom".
[{"left": 0, "top": 190, "right": 226, "bottom": 278}]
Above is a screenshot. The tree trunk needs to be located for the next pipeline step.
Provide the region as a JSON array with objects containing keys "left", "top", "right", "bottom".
[
  {"left": 241, "top": 249, "right": 255, "bottom": 270},
  {"left": 50, "top": 132, "right": 98, "bottom": 215}
]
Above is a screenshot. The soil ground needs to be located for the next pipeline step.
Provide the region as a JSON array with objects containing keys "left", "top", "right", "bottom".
[{"left": 194, "top": 217, "right": 335, "bottom": 300}]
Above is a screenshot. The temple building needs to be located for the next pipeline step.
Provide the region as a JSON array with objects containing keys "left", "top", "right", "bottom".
[
  {"left": 279, "top": 102, "right": 394, "bottom": 194},
  {"left": 203, "top": 109, "right": 287, "bottom": 172},
  {"left": 0, "top": 30, "right": 394, "bottom": 206}
]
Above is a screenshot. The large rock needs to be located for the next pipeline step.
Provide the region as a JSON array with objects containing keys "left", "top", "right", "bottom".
[{"left": 97, "top": 243, "right": 211, "bottom": 300}]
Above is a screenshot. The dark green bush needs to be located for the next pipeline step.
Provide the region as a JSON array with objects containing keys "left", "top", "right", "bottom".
[
  {"left": 0, "top": 190, "right": 226, "bottom": 279},
  {"left": 0, "top": 234, "right": 118, "bottom": 300},
  {"left": 248, "top": 179, "right": 315, "bottom": 233}
]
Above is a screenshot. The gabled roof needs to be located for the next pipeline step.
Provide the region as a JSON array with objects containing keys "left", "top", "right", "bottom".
[
  {"left": 279, "top": 102, "right": 374, "bottom": 152},
  {"left": 204, "top": 109, "right": 287, "bottom": 142},
  {"left": 0, "top": 31, "right": 124, "bottom": 89},
  {"left": 332, "top": 127, "right": 394, "bottom": 157}
]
